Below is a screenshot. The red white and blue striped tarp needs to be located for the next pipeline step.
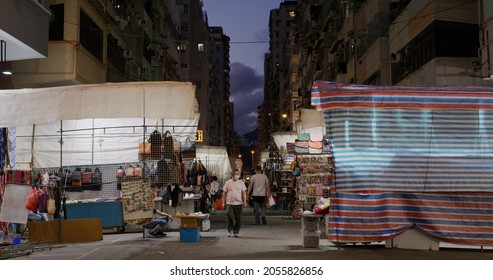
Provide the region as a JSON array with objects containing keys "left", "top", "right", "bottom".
[
  {"left": 311, "top": 80, "right": 493, "bottom": 111},
  {"left": 311, "top": 80, "right": 493, "bottom": 245},
  {"left": 329, "top": 192, "right": 493, "bottom": 245}
]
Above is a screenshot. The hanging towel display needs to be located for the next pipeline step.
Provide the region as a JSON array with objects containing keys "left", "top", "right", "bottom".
[
  {"left": 7, "top": 127, "right": 15, "bottom": 167},
  {"left": 0, "top": 128, "right": 5, "bottom": 170}
]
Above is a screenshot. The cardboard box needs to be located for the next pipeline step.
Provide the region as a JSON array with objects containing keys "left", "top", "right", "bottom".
[{"left": 28, "top": 219, "right": 103, "bottom": 243}]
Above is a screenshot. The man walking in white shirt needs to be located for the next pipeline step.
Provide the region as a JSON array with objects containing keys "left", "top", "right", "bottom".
[{"left": 222, "top": 169, "right": 247, "bottom": 237}]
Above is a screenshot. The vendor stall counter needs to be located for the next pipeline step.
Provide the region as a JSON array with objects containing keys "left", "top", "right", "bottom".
[
  {"left": 154, "top": 196, "right": 200, "bottom": 230},
  {"left": 65, "top": 200, "right": 125, "bottom": 233}
]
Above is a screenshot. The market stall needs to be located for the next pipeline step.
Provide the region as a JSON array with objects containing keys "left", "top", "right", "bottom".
[
  {"left": 0, "top": 81, "right": 200, "bottom": 241},
  {"left": 311, "top": 80, "right": 493, "bottom": 247}
]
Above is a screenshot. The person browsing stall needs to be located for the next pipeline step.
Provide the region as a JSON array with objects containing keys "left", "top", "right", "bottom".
[{"left": 222, "top": 169, "right": 247, "bottom": 237}]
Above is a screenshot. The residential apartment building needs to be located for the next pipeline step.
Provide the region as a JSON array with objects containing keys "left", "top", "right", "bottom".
[
  {"left": 3, "top": 0, "right": 237, "bottom": 151},
  {"left": 261, "top": 0, "right": 492, "bottom": 150},
  {"left": 210, "top": 26, "right": 236, "bottom": 156},
  {"left": 262, "top": 0, "right": 297, "bottom": 142},
  {"left": 10, "top": 0, "right": 180, "bottom": 87},
  {"left": 0, "top": 0, "right": 51, "bottom": 88},
  {"left": 479, "top": 0, "right": 493, "bottom": 79},
  {"left": 389, "top": 0, "right": 484, "bottom": 86}
]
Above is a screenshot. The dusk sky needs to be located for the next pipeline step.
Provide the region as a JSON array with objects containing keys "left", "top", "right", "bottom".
[{"left": 202, "top": 0, "right": 284, "bottom": 135}]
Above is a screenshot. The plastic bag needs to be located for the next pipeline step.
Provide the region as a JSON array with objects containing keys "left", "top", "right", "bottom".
[
  {"left": 267, "top": 195, "right": 276, "bottom": 207},
  {"left": 25, "top": 188, "right": 40, "bottom": 212},
  {"left": 213, "top": 197, "right": 224, "bottom": 211},
  {"left": 47, "top": 198, "right": 56, "bottom": 215}
]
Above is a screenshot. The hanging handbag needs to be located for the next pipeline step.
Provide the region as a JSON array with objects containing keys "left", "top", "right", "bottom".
[
  {"left": 61, "top": 169, "right": 72, "bottom": 186},
  {"left": 116, "top": 166, "right": 125, "bottom": 182},
  {"left": 25, "top": 188, "right": 40, "bottom": 212},
  {"left": 47, "top": 198, "right": 56, "bottom": 215},
  {"left": 139, "top": 139, "right": 151, "bottom": 155},
  {"left": 149, "top": 130, "right": 163, "bottom": 160},
  {"left": 173, "top": 136, "right": 181, "bottom": 152},
  {"left": 82, "top": 168, "right": 92, "bottom": 185},
  {"left": 72, "top": 167, "right": 82, "bottom": 186},
  {"left": 181, "top": 137, "right": 196, "bottom": 159},
  {"left": 91, "top": 167, "right": 103, "bottom": 191},
  {"left": 126, "top": 165, "right": 135, "bottom": 177},
  {"left": 134, "top": 164, "right": 142, "bottom": 178},
  {"left": 162, "top": 130, "right": 174, "bottom": 160}
]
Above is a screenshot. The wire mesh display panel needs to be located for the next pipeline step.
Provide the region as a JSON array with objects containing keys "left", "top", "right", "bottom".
[{"left": 30, "top": 123, "right": 197, "bottom": 201}]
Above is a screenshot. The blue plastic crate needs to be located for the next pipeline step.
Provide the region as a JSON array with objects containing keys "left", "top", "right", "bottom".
[{"left": 179, "top": 227, "right": 200, "bottom": 242}]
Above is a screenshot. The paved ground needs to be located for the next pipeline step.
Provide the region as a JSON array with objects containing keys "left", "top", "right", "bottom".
[{"left": 4, "top": 209, "right": 493, "bottom": 260}]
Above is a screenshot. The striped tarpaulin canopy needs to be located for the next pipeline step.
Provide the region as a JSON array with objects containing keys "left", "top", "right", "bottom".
[
  {"left": 312, "top": 80, "right": 493, "bottom": 245},
  {"left": 329, "top": 192, "right": 493, "bottom": 245}
]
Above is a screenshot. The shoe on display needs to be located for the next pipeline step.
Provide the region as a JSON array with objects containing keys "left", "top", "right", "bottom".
[{"left": 147, "top": 232, "right": 157, "bottom": 238}]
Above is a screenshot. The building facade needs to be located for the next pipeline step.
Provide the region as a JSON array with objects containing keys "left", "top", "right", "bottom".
[
  {"left": 5, "top": 0, "right": 237, "bottom": 152},
  {"left": 260, "top": 0, "right": 493, "bottom": 150}
]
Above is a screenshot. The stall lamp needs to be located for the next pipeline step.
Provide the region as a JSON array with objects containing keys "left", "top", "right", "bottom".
[{"left": 2, "top": 70, "right": 12, "bottom": 75}]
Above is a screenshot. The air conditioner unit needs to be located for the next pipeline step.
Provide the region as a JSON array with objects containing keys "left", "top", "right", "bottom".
[{"left": 123, "top": 50, "right": 134, "bottom": 59}]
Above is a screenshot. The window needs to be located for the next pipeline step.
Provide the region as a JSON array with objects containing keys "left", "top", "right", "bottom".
[
  {"left": 197, "top": 62, "right": 203, "bottom": 70},
  {"left": 181, "top": 62, "right": 188, "bottom": 68},
  {"left": 181, "top": 24, "right": 189, "bottom": 33},
  {"left": 197, "top": 43, "right": 205, "bottom": 52},
  {"left": 49, "top": 4, "right": 64, "bottom": 41},
  {"left": 177, "top": 42, "right": 187, "bottom": 52},
  {"left": 80, "top": 9, "right": 103, "bottom": 61},
  {"left": 107, "top": 34, "right": 125, "bottom": 73},
  {"left": 391, "top": 20, "right": 478, "bottom": 84}
]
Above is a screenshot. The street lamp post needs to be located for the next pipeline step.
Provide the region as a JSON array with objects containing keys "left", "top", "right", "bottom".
[{"left": 251, "top": 150, "right": 255, "bottom": 169}]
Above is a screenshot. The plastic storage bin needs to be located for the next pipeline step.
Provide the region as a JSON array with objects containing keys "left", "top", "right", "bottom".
[
  {"left": 179, "top": 227, "right": 200, "bottom": 242},
  {"left": 302, "top": 217, "right": 320, "bottom": 232}
]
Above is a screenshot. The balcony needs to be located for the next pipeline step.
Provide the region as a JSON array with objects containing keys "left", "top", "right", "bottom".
[{"left": 0, "top": 0, "right": 51, "bottom": 61}]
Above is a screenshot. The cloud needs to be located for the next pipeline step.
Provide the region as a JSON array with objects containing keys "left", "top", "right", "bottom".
[
  {"left": 255, "top": 29, "right": 269, "bottom": 41},
  {"left": 230, "top": 62, "right": 264, "bottom": 135}
]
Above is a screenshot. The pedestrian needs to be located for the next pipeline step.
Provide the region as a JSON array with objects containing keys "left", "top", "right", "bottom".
[
  {"left": 222, "top": 169, "right": 247, "bottom": 237},
  {"left": 145, "top": 192, "right": 173, "bottom": 238},
  {"left": 209, "top": 176, "right": 220, "bottom": 213},
  {"left": 247, "top": 165, "right": 270, "bottom": 225}
]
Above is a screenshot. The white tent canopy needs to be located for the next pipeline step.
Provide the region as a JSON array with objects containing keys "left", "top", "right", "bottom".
[
  {"left": 0, "top": 81, "right": 198, "bottom": 127},
  {"left": 0, "top": 82, "right": 200, "bottom": 168},
  {"left": 195, "top": 146, "right": 232, "bottom": 184}
]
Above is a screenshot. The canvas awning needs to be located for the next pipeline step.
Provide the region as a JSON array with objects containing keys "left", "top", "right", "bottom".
[
  {"left": 1, "top": 82, "right": 200, "bottom": 168},
  {"left": 195, "top": 146, "right": 232, "bottom": 184},
  {"left": 0, "top": 81, "right": 198, "bottom": 127}
]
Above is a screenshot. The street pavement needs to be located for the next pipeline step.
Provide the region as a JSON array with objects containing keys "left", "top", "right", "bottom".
[{"left": 6, "top": 208, "right": 493, "bottom": 260}]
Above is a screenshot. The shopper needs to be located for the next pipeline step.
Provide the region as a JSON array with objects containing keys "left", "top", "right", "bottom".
[
  {"left": 247, "top": 166, "right": 270, "bottom": 225},
  {"left": 145, "top": 208, "right": 173, "bottom": 238},
  {"left": 209, "top": 176, "right": 220, "bottom": 213},
  {"left": 222, "top": 169, "right": 247, "bottom": 237}
]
